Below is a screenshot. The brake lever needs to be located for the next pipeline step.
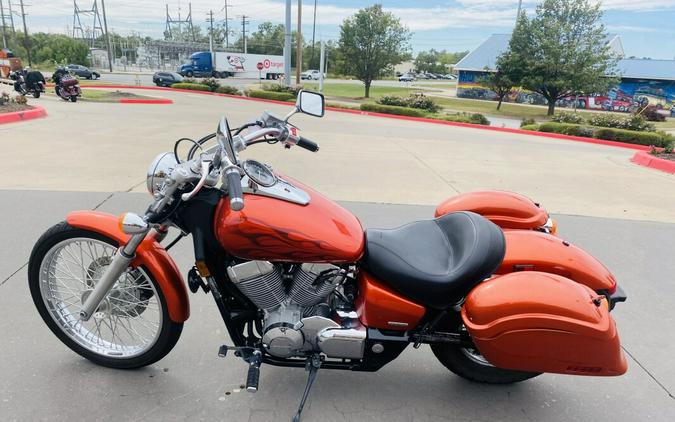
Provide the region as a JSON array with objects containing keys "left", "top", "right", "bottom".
[{"left": 181, "top": 160, "right": 211, "bottom": 202}]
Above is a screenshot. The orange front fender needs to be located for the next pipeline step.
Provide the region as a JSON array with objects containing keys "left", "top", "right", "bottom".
[
  {"left": 66, "top": 211, "right": 190, "bottom": 323},
  {"left": 497, "top": 230, "right": 616, "bottom": 292}
]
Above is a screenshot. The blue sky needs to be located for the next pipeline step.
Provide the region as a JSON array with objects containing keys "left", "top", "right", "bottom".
[{"left": 26, "top": 1, "right": 675, "bottom": 59}]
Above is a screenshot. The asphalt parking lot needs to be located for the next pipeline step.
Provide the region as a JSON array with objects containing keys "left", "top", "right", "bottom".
[{"left": 1, "top": 87, "right": 674, "bottom": 421}]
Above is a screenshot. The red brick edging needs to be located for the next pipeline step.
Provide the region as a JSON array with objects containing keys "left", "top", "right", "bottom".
[
  {"left": 0, "top": 105, "right": 47, "bottom": 124},
  {"left": 631, "top": 151, "right": 675, "bottom": 174}
]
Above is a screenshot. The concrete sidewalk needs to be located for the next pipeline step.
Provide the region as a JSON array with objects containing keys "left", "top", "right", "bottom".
[
  {"left": 2, "top": 87, "right": 675, "bottom": 223},
  {"left": 0, "top": 190, "right": 673, "bottom": 421}
]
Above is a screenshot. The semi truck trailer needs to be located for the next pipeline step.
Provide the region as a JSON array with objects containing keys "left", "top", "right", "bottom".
[{"left": 178, "top": 51, "right": 284, "bottom": 79}]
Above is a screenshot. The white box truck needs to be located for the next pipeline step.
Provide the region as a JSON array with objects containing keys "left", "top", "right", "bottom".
[{"left": 178, "top": 51, "right": 285, "bottom": 79}]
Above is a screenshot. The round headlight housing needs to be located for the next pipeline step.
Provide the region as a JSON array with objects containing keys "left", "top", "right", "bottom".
[{"left": 147, "top": 152, "right": 178, "bottom": 196}]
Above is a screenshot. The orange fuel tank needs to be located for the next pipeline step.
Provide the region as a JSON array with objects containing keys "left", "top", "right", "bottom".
[
  {"left": 435, "top": 191, "right": 549, "bottom": 230},
  {"left": 214, "top": 177, "right": 365, "bottom": 263},
  {"left": 497, "top": 230, "right": 616, "bottom": 293}
]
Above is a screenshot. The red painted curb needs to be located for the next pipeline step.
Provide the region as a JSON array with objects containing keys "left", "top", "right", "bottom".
[
  {"left": 0, "top": 105, "right": 47, "bottom": 124},
  {"left": 75, "top": 84, "right": 654, "bottom": 151},
  {"left": 118, "top": 98, "right": 173, "bottom": 104},
  {"left": 631, "top": 151, "right": 675, "bottom": 174}
]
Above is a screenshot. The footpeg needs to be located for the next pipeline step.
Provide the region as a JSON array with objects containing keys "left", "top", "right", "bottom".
[
  {"left": 246, "top": 350, "right": 262, "bottom": 393},
  {"left": 218, "top": 345, "right": 228, "bottom": 358}
]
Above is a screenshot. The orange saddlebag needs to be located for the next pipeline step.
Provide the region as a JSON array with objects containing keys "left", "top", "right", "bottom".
[{"left": 462, "top": 272, "right": 627, "bottom": 376}]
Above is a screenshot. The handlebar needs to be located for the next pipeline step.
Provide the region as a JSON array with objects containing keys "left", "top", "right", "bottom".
[
  {"left": 180, "top": 160, "right": 211, "bottom": 202},
  {"left": 296, "top": 136, "right": 320, "bottom": 152},
  {"left": 225, "top": 168, "right": 244, "bottom": 211}
]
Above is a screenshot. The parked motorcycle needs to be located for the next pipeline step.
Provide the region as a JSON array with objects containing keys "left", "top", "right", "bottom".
[
  {"left": 28, "top": 91, "right": 627, "bottom": 422},
  {"left": 52, "top": 67, "right": 81, "bottom": 102},
  {"left": 9, "top": 69, "right": 45, "bottom": 98}
]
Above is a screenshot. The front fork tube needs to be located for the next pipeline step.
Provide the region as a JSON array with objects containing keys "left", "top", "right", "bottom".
[{"left": 79, "top": 230, "right": 148, "bottom": 321}]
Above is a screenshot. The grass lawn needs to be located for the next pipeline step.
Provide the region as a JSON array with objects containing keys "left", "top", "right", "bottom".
[
  {"left": 654, "top": 118, "right": 675, "bottom": 130},
  {"left": 431, "top": 96, "right": 551, "bottom": 119},
  {"left": 302, "top": 82, "right": 431, "bottom": 99}
]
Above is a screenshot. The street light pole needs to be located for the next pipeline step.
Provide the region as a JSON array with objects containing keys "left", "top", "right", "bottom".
[
  {"left": 295, "top": 0, "right": 302, "bottom": 85},
  {"left": 101, "top": 0, "right": 113, "bottom": 72},
  {"left": 284, "top": 0, "right": 291, "bottom": 86}
]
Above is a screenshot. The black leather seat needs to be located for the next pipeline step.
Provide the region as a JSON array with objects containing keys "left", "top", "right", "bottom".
[{"left": 364, "top": 211, "right": 505, "bottom": 309}]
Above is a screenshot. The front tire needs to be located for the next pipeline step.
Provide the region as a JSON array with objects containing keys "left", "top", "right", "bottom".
[
  {"left": 28, "top": 222, "right": 183, "bottom": 369},
  {"left": 430, "top": 313, "right": 540, "bottom": 384},
  {"left": 70, "top": 95, "right": 77, "bottom": 102},
  {"left": 33, "top": 91, "right": 40, "bottom": 99}
]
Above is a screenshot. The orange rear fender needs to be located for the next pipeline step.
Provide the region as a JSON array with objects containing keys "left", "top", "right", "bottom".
[
  {"left": 66, "top": 211, "right": 190, "bottom": 323},
  {"left": 497, "top": 230, "right": 616, "bottom": 292}
]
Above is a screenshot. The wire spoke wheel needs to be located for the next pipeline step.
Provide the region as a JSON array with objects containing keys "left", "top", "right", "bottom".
[{"left": 38, "top": 237, "right": 162, "bottom": 359}]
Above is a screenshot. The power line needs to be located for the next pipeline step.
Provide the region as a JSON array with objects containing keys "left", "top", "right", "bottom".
[
  {"left": 18, "top": 0, "right": 30, "bottom": 66},
  {"left": 165, "top": 2, "right": 194, "bottom": 42},
  {"left": 221, "top": 0, "right": 232, "bottom": 49},
  {"left": 73, "top": 1, "right": 104, "bottom": 47},
  {"left": 0, "top": 0, "right": 7, "bottom": 48}
]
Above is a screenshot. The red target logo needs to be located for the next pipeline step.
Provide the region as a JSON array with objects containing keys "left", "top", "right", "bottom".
[{"left": 263, "top": 59, "right": 271, "bottom": 69}]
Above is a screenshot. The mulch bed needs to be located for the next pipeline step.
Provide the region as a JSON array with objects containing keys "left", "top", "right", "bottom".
[
  {"left": 0, "top": 103, "right": 33, "bottom": 113},
  {"left": 651, "top": 152, "right": 675, "bottom": 162}
]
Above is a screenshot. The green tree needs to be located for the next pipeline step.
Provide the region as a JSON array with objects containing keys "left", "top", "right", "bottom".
[
  {"left": 505, "top": 0, "right": 618, "bottom": 115},
  {"left": 9, "top": 33, "right": 90, "bottom": 67},
  {"left": 337, "top": 4, "right": 411, "bottom": 97},
  {"left": 415, "top": 49, "right": 447, "bottom": 74},
  {"left": 478, "top": 68, "right": 516, "bottom": 111}
]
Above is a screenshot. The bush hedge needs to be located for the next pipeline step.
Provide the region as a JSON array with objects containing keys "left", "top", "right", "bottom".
[
  {"left": 551, "top": 112, "right": 585, "bottom": 124},
  {"left": 378, "top": 94, "right": 439, "bottom": 113},
  {"left": 262, "top": 84, "right": 303, "bottom": 97},
  {"left": 216, "top": 85, "right": 242, "bottom": 95},
  {"left": 170, "top": 82, "right": 211, "bottom": 91},
  {"left": 442, "top": 113, "right": 491, "bottom": 125},
  {"left": 523, "top": 121, "right": 673, "bottom": 147},
  {"left": 247, "top": 90, "right": 295, "bottom": 101},
  {"left": 359, "top": 103, "right": 426, "bottom": 117}
]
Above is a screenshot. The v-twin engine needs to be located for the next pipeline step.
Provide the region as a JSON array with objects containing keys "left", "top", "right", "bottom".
[{"left": 227, "top": 261, "right": 366, "bottom": 359}]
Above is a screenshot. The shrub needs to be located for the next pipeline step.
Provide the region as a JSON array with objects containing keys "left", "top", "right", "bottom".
[
  {"left": 441, "top": 113, "right": 490, "bottom": 126},
  {"left": 262, "top": 83, "right": 302, "bottom": 97},
  {"left": 467, "top": 113, "right": 490, "bottom": 125},
  {"left": 215, "top": 85, "right": 242, "bottom": 95},
  {"left": 200, "top": 77, "right": 221, "bottom": 92},
  {"left": 589, "top": 113, "right": 654, "bottom": 132},
  {"left": 0, "top": 92, "right": 9, "bottom": 106},
  {"left": 520, "top": 118, "right": 537, "bottom": 127},
  {"left": 551, "top": 112, "right": 585, "bottom": 124},
  {"left": 377, "top": 93, "right": 439, "bottom": 113},
  {"left": 360, "top": 103, "right": 426, "bottom": 117},
  {"left": 181, "top": 77, "right": 198, "bottom": 84},
  {"left": 170, "top": 82, "right": 211, "bottom": 91},
  {"left": 520, "top": 124, "right": 540, "bottom": 131},
  {"left": 529, "top": 121, "right": 671, "bottom": 147},
  {"left": 14, "top": 94, "right": 28, "bottom": 105},
  {"left": 246, "top": 90, "right": 295, "bottom": 101}
]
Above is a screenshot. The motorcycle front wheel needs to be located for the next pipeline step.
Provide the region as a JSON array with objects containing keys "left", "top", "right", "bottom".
[
  {"left": 33, "top": 91, "right": 40, "bottom": 98},
  {"left": 28, "top": 222, "right": 183, "bottom": 369},
  {"left": 70, "top": 95, "right": 77, "bottom": 102},
  {"left": 430, "top": 312, "right": 540, "bottom": 384}
]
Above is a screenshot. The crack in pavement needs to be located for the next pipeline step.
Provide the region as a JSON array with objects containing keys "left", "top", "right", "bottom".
[
  {"left": 395, "top": 141, "right": 461, "bottom": 195},
  {"left": 0, "top": 263, "right": 27, "bottom": 286},
  {"left": 622, "top": 345, "right": 675, "bottom": 400}
]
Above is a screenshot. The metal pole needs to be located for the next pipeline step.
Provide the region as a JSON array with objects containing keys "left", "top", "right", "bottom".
[
  {"left": 208, "top": 10, "right": 213, "bottom": 53},
  {"left": 310, "top": 0, "right": 317, "bottom": 69},
  {"left": 295, "top": 0, "right": 302, "bottom": 85},
  {"left": 241, "top": 15, "right": 247, "bottom": 54},
  {"left": 283, "top": 0, "right": 291, "bottom": 86},
  {"left": 319, "top": 39, "right": 325, "bottom": 92},
  {"left": 516, "top": 0, "right": 522, "bottom": 25},
  {"left": 19, "top": 0, "right": 30, "bottom": 66},
  {"left": 0, "top": 0, "right": 7, "bottom": 49},
  {"left": 101, "top": 0, "right": 113, "bottom": 72}
]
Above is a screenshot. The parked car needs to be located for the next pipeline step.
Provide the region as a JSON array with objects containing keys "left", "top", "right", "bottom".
[
  {"left": 66, "top": 64, "right": 100, "bottom": 80},
  {"left": 300, "top": 69, "right": 324, "bottom": 80},
  {"left": 153, "top": 72, "right": 184, "bottom": 87},
  {"left": 398, "top": 73, "right": 415, "bottom": 82}
]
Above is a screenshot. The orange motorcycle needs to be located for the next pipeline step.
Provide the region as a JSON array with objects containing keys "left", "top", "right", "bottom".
[{"left": 28, "top": 91, "right": 627, "bottom": 422}]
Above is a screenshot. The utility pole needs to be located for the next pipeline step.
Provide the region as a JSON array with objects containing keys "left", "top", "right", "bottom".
[
  {"left": 207, "top": 10, "right": 214, "bottom": 53},
  {"left": 295, "top": 0, "right": 302, "bottom": 84},
  {"left": 222, "top": 0, "right": 232, "bottom": 50},
  {"left": 310, "top": 0, "right": 317, "bottom": 69},
  {"left": 283, "top": 0, "right": 291, "bottom": 86},
  {"left": 319, "top": 39, "right": 325, "bottom": 92},
  {"left": 100, "top": 0, "right": 113, "bottom": 72},
  {"left": 0, "top": 0, "right": 7, "bottom": 49},
  {"left": 240, "top": 15, "right": 249, "bottom": 54},
  {"left": 516, "top": 0, "right": 522, "bottom": 25},
  {"left": 18, "top": 0, "right": 30, "bottom": 66}
]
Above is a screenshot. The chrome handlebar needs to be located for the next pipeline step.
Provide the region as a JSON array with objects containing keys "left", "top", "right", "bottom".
[{"left": 180, "top": 160, "right": 211, "bottom": 201}]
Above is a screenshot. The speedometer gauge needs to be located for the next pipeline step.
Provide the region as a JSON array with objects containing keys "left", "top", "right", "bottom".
[{"left": 242, "top": 159, "right": 277, "bottom": 187}]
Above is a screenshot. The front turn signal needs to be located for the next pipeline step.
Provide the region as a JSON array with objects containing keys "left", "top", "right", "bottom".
[{"left": 118, "top": 212, "right": 149, "bottom": 235}]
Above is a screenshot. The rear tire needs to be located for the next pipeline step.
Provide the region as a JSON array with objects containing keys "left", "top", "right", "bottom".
[
  {"left": 33, "top": 91, "right": 40, "bottom": 98},
  {"left": 430, "top": 312, "right": 540, "bottom": 384},
  {"left": 70, "top": 96, "right": 77, "bottom": 102},
  {"left": 28, "top": 222, "right": 183, "bottom": 369}
]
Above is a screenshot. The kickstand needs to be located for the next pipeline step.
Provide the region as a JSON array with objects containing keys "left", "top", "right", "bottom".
[{"left": 292, "top": 354, "right": 322, "bottom": 422}]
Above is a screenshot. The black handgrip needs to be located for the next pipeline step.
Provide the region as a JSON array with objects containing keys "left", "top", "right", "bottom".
[
  {"left": 226, "top": 170, "right": 244, "bottom": 211},
  {"left": 297, "top": 136, "right": 320, "bottom": 152},
  {"left": 246, "top": 363, "right": 260, "bottom": 392}
]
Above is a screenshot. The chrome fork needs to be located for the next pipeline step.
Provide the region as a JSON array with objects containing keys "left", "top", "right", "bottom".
[{"left": 79, "top": 214, "right": 149, "bottom": 321}]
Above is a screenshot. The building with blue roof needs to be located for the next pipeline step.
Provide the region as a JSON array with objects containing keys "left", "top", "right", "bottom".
[{"left": 454, "top": 34, "right": 675, "bottom": 114}]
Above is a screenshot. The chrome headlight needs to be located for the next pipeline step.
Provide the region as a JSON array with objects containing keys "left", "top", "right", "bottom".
[{"left": 147, "top": 152, "right": 178, "bottom": 196}]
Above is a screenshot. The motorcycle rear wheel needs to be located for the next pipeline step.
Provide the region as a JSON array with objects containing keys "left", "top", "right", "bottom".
[
  {"left": 430, "top": 313, "right": 540, "bottom": 384},
  {"left": 33, "top": 91, "right": 40, "bottom": 98},
  {"left": 28, "top": 222, "right": 183, "bottom": 369},
  {"left": 70, "top": 96, "right": 77, "bottom": 102}
]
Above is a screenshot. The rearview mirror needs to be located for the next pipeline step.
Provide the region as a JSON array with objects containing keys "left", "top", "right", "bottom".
[{"left": 296, "top": 90, "right": 325, "bottom": 117}]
